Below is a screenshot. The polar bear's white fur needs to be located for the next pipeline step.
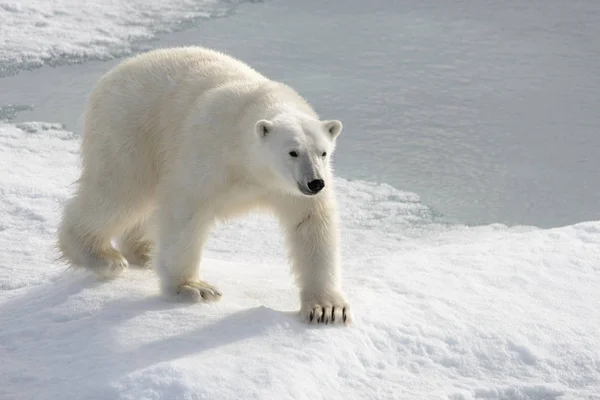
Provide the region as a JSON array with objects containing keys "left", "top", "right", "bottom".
[{"left": 57, "top": 47, "right": 351, "bottom": 325}]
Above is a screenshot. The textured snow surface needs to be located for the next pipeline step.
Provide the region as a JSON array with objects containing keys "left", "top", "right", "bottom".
[
  {"left": 0, "top": 0, "right": 253, "bottom": 76},
  {"left": 1, "top": 123, "right": 599, "bottom": 400}
]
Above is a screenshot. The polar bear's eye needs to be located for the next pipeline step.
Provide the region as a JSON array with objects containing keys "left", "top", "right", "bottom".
[
  {"left": 289, "top": 151, "right": 298, "bottom": 158},
  {"left": 321, "top": 152, "right": 327, "bottom": 157}
]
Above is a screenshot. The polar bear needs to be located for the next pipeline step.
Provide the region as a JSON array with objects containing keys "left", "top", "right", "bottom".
[{"left": 57, "top": 46, "right": 351, "bottom": 325}]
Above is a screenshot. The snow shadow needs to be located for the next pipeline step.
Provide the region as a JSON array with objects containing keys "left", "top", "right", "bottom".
[{"left": 0, "top": 270, "right": 299, "bottom": 399}]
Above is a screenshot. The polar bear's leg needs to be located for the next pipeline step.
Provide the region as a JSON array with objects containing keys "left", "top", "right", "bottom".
[
  {"left": 118, "top": 220, "right": 154, "bottom": 268},
  {"left": 153, "top": 188, "right": 221, "bottom": 303},
  {"left": 273, "top": 192, "right": 352, "bottom": 325},
  {"left": 58, "top": 189, "right": 134, "bottom": 279}
]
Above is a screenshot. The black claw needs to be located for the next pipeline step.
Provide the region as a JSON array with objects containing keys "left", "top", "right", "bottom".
[
  {"left": 342, "top": 308, "right": 347, "bottom": 323},
  {"left": 200, "top": 291, "right": 206, "bottom": 299},
  {"left": 319, "top": 309, "right": 325, "bottom": 323},
  {"left": 309, "top": 309, "right": 315, "bottom": 322},
  {"left": 331, "top": 307, "right": 336, "bottom": 322}
]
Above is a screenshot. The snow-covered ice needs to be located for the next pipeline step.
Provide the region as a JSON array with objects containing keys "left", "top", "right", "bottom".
[
  {"left": 0, "top": 0, "right": 252, "bottom": 76},
  {"left": 1, "top": 123, "right": 599, "bottom": 399},
  {"left": 1, "top": 0, "right": 600, "bottom": 399}
]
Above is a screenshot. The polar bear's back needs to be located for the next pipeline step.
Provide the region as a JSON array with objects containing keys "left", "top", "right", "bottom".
[
  {"left": 80, "top": 47, "right": 269, "bottom": 185},
  {"left": 96, "top": 46, "right": 266, "bottom": 96},
  {"left": 85, "top": 47, "right": 267, "bottom": 129},
  {"left": 84, "top": 46, "right": 268, "bottom": 136},
  {"left": 127, "top": 46, "right": 265, "bottom": 86}
]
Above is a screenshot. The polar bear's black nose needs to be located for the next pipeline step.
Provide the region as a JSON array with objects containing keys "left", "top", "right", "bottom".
[{"left": 307, "top": 179, "right": 325, "bottom": 193}]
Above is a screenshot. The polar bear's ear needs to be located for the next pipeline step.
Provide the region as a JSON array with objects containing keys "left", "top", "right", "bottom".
[
  {"left": 323, "top": 120, "right": 343, "bottom": 139},
  {"left": 255, "top": 120, "right": 274, "bottom": 138}
]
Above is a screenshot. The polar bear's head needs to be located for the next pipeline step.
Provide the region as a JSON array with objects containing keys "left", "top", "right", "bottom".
[{"left": 254, "top": 113, "right": 342, "bottom": 196}]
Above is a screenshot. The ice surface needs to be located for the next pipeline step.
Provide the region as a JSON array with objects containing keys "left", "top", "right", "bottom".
[
  {"left": 0, "top": 0, "right": 252, "bottom": 76},
  {"left": 2, "top": 0, "right": 599, "bottom": 227},
  {"left": 1, "top": 123, "right": 599, "bottom": 399}
]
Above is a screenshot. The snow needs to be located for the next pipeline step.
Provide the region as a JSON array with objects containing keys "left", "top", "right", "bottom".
[
  {"left": 1, "top": 0, "right": 600, "bottom": 399},
  {"left": 0, "top": 0, "right": 251, "bottom": 77},
  {"left": 1, "top": 122, "right": 599, "bottom": 399}
]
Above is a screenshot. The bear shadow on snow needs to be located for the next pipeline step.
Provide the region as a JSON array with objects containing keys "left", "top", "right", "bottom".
[{"left": 0, "top": 270, "right": 312, "bottom": 398}]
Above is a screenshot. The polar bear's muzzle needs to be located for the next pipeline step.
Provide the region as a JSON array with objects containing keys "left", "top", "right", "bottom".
[{"left": 298, "top": 179, "right": 325, "bottom": 196}]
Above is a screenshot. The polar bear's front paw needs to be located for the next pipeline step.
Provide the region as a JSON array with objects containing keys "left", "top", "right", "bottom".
[
  {"left": 177, "top": 280, "right": 222, "bottom": 303},
  {"left": 300, "top": 292, "right": 352, "bottom": 326}
]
